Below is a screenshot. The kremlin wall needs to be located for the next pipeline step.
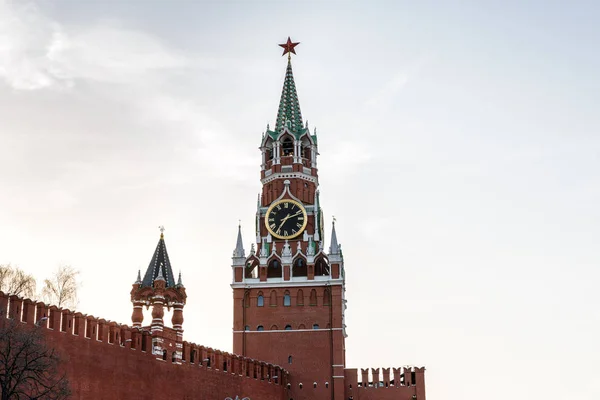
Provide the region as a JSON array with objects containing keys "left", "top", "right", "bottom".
[{"left": 0, "top": 290, "right": 424, "bottom": 399}]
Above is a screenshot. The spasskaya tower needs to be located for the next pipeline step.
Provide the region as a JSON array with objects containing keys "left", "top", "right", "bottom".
[{"left": 231, "top": 38, "right": 348, "bottom": 400}]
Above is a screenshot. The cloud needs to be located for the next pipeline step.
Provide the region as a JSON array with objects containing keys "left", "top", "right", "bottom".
[
  {"left": 0, "top": 1, "right": 63, "bottom": 89},
  {"left": 0, "top": 0, "right": 190, "bottom": 90}
]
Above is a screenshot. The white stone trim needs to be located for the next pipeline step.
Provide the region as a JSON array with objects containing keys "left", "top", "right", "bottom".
[
  {"left": 233, "top": 328, "right": 343, "bottom": 334},
  {"left": 261, "top": 172, "right": 317, "bottom": 185},
  {"left": 231, "top": 279, "right": 342, "bottom": 289}
]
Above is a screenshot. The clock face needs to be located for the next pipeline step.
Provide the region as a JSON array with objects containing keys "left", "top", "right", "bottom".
[{"left": 265, "top": 199, "right": 308, "bottom": 240}]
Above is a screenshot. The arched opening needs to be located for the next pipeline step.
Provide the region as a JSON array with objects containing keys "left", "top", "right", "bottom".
[
  {"left": 288, "top": 355, "right": 292, "bottom": 364},
  {"left": 257, "top": 325, "right": 264, "bottom": 331},
  {"left": 284, "top": 291, "right": 291, "bottom": 306},
  {"left": 269, "top": 290, "right": 277, "bottom": 307},
  {"left": 245, "top": 261, "right": 258, "bottom": 278},
  {"left": 285, "top": 324, "right": 292, "bottom": 330},
  {"left": 282, "top": 137, "right": 294, "bottom": 156},
  {"left": 302, "top": 146, "right": 311, "bottom": 161},
  {"left": 324, "top": 288, "right": 331, "bottom": 306},
  {"left": 296, "top": 289, "right": 304, "bottom": 306},
  {"left": 190, "top": 349, "right": 196, "bottom": 363},
  {"left": 313, "top": 324, "right": 319, "bottom": 330},
  {"left": 315, "top": 258, "right": 329, "bottom": 276},
  {"left": 244, "top": 292, "right": 250, "bottom": 308},
  {"left": 293, "top": 258, "right": 307, "bottom": 277},
  {"left": 162, "top": 349, "right": 167, "bottom": 361},
  {"left": 267, "top": 259, "right": 282, "bottom": 278},
  {"left": 172, "top": 352, "right": 177, "bottom": 363},
  {"left": 270, "top": 324, "right": 278, "bottom": 330},
  {"left": 244, "top": 325, "right": 250, "bottom": 331},
  {"left": 309, "top": 289, "right": 317, "bottom": 306},
  {"left": 257, "top": 292, "right": 264, "bottom": 307}
]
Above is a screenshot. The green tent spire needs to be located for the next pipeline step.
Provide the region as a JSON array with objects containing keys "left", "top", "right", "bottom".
[{"left": 275, "top": 58, "right": 304, "bottom": 134}]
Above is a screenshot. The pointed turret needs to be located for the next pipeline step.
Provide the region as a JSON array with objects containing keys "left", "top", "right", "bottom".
[
  {"left": 275, "top": 56, "right": 304, "bottom": 135},
  {"left": 141, "top": 228, "right": 176, "bottom": 288},
  {"left": 233, "top": 224, "right": 245, "bottom": 258},
  {"left": 135, "top": 269, "right": 142, "bottom": 285},
  {"left": 329, "top": 219, "right": 340, "bottom": 255},
  {"left": 232, "top": 224, "right": 246, "bottom": 268}
]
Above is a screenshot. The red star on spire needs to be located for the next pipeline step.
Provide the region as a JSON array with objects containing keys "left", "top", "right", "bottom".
[{"left": 279, "top": 37, "right": 300, "bottom": 57}]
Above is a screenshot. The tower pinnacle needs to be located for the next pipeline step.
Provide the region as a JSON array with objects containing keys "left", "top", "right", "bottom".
[
  {"left": 141, "top": 229, "right": 176, "bottom": 288},
  {"left": 233, "top": 224, "right": 245, "bottom": 258},
  {"left": 329, "top": 217, "right": 340, "bottom": 255}
]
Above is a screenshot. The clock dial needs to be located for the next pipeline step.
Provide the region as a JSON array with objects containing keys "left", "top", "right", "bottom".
[{"left": 265, "top": 199, "right": 308, "bottom": 240}]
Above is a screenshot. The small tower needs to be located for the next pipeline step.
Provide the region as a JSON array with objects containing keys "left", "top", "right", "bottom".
[{"left": 130, "top": 227, "right": 187, "bottom": 362}]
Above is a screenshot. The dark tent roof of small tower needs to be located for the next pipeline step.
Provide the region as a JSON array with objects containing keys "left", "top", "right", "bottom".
[{"left": 141, "top": 232, "right": 176, "bottom": 288}]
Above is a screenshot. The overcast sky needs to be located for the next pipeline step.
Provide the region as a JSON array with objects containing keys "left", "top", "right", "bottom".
[{"left": 1, "top": 1, "right": 599, "bottom": 399}]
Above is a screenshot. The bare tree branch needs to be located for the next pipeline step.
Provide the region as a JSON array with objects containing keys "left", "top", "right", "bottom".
[
  {"left": 0, "top": 265, "right": 36, "bottom": 298},
  {"left": 0, "top": 316, "right": 70, "bottom": 399},
  {"left": 41, "top": 266, "right": 79, "bottom": 309}
]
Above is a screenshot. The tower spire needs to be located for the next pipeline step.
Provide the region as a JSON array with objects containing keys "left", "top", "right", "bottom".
[
  {"left": 329, "top": 217, "right": 340, "bottom": 255},
  {"left": 233, "top": 223, "right": 245, "bottom": 258},
  {"left": 275, "top": 38, "right": 303, "bottom": 134}
]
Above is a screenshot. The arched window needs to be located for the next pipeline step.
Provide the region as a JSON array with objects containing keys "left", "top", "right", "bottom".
[
  {"left": 245, "top": 262, "right": 257, "bottom": 279},
  {"left": 244, "top": 325, "right": 250, "bottom": 331},
  {"left": 172, "top": 352, "right": 177, "bottom": 363},
  {"left": 293, "top": 258, "right": 307, "bottom": 277},
  {"left": 288, "top": 355, "right": 292, "bottom": 364},
  {"left": 309, "top": 289, "right": 317, "bottom": 306},
  {"left": 313, "top": 324, "right": 319, "bottom": 330},
  {"left": 324, "top": 288, "right": 331, "bottom": 306},
  {"left": 267, "top": 259, "right": 282, "bottom": 278},
  {"left": 296, "top": 289, "right": 304, "bottom": 306},
  {"left": 162, "top": 349, "right": 167, "bottom": 361},
  {"left": 285, "top": 324, "right": 292, "bottom": 330},
  {"left": 315, "top": 258, "right": 329, "bottom": 276},
  {"left": 269, "top": 290, "right": 277, "bottom": 307},
  {"left": 270, "top": 324, "right": 278, "bottom": 330},
  {"left": 190, "top": 349, "right": 196, "bottom": 363},
  {"left": 303, "top": 146, "right": 311, "bottom": 161},
  {"left": 244, "top": 292, "right": 250, "bottom": 308},
  {"left": 257, "top": 325, "right": 264, "bottom": 331},
  {"left": 284, "top": 291, "right": 291, "bottom": 306},
  {"left": 282, "top": 137, "right": 294, "bottom": 156},
  {"left": 257, "top": 293, "right": 264, "bottom": 307}
]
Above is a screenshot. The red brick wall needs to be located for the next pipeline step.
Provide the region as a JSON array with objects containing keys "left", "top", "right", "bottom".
[
  {"left": 344, "top": 367, "right": 426, "bottom": 400},
  {"left": 233, "top": 285, "right": 346, "bottom": 400},
  {"left": 44, "top": 329, "right": 285, "bottom": 400},
  {"left": 1, "top": 292, "right": 285, "bottom": 400}
]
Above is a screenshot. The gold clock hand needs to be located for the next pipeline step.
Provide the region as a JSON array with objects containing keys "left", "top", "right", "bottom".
[{"left": 276, "top": 214, "right": 291, "bottom": 233}]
